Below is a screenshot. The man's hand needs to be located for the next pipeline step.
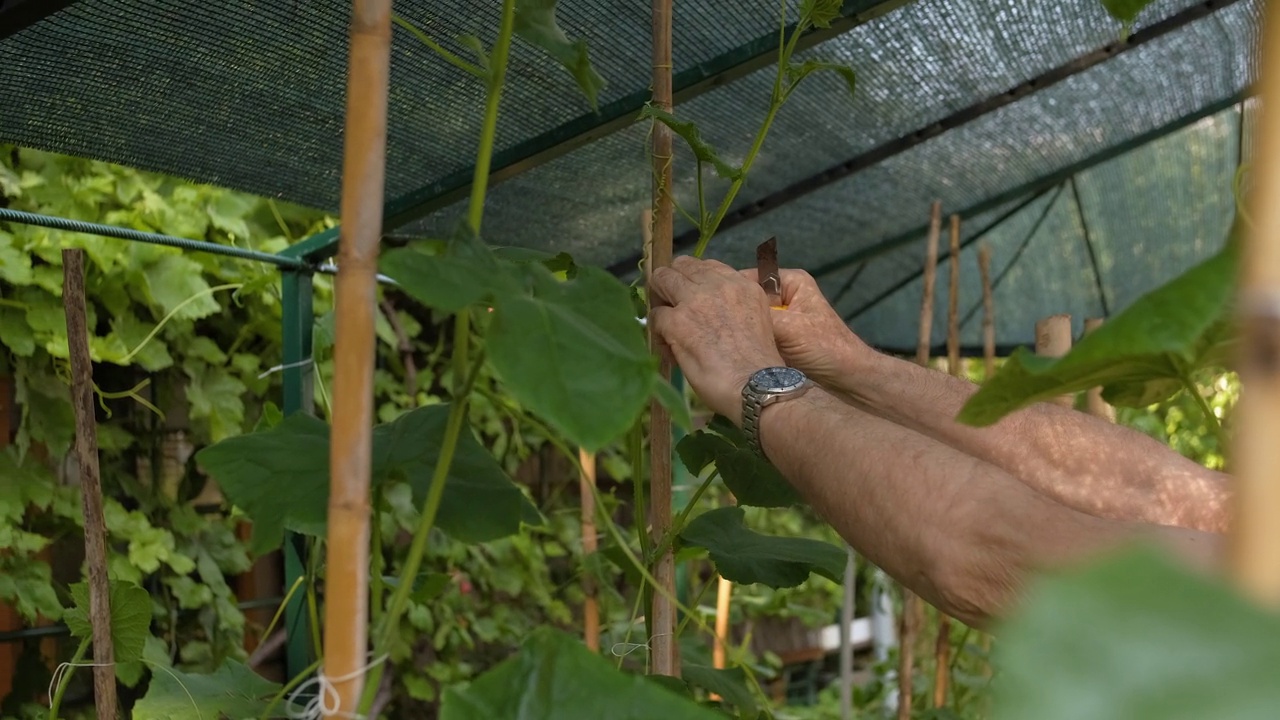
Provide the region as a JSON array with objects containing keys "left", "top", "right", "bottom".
[
  {"left": 648, "top": 257, "right": 786, "bottom": 426},
  {"left": 739, "top": 268, "right": 873, "bottom": 385}
]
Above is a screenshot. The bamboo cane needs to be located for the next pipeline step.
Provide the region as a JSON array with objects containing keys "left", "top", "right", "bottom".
[
  {"left": 323, "top": 0, "right": 392, "bottom": 712},
  {"left": 1083, "top": 318, "right": 1116, "bottom": 421},
  {"left": 1035, "top": 315, "right": 1073, "bottom": 407},
  {"left": 580, "top": 449, "right": 600, "bottom": 652},
  {"left": 648, "top": 0, "right": 679, "bottom": 677},
  {"left": 899, "top": 202, "right": 942, "bottom": 719},
  {"left": 978, "top": 243, "right": 996, "bottom": 380},
  {"left": 62, "top": 249, "right": 118, "bottom": 720},
  {"left": 1230, "top": 0, "right": 1280, "bottom": 605}
]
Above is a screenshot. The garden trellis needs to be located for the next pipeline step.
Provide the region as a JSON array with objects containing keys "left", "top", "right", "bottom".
[{"left": 0, "top": 0, "right": 1272, "bottom": 715}]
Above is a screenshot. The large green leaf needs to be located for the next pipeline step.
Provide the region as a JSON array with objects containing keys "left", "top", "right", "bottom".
[
  {"left": 132, "top": 657, "right": 283, "bottom": 719},
  {"left": 195, "top": 405, "right": 540, "bottom": 555},
  {"left": 679, "top": 507, "right": 844, "bottom": 588},
  {"left": 63, "top": 580, "right": 151, "bottom": 664},
  {"left": 638, "top": 106, "right": 743, "bottom": 181},
  {"left": 682, "top": 664, "right": 759, "bottom": 715},
  {"left": 440, "top": 628, "right": 723, "bottom": 720},
  {"left": 958, "top": 236, "right": 1238, "bottom": 427},
  {"left": 379, "top": 229, "right": 519, "bottom": 314},
  {"left": 514, "top": 0, "right": 606, "bottom": 110},
  {"left": 676, "top": 420, "right": 801, "bottom": 508},
  {"left": 993, "top": 546, "right": 1280, "bottom": 720},
  {"left": 488, "top": 264, "right": 657, "bottom": 452}
]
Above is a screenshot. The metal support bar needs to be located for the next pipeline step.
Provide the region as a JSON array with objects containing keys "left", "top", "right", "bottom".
[
  {"left": 605, "top": 0, "right": 1243, "bottom": 276},
  {"left": 278, "top": 0, "right": 914, "bottom": 263},
  {"left": 1069, "top": 177, "right": 1111, "bottom": 316},
  {"left": 812, "top": 90, "right": 1249, "bottom": 281},
  {"left": 0, "top": 208, "right": 310, "bottom": 270},
  {"left": 280, "top": 269, "right": 316, "bottom": 680}
]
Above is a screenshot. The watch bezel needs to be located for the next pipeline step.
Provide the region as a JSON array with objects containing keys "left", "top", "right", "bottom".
[{"left": 747, "top": 366, "right": 808, "bottom": 395}]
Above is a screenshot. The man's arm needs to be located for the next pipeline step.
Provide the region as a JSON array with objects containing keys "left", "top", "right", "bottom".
[
  {"left": 825, "top": 349, "right": 1232, "bottom": 533},
  {"left": 758, "top": 386, "right": 1224, "bottom": 627}
]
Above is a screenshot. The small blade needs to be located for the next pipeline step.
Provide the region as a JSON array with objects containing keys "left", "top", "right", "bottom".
[{"left": 756, "top": 236, "right": 782, "bottom": 306}]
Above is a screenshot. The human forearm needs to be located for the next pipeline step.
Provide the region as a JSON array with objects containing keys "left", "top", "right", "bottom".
[
  {"left": 822, "top": 350, "right": 1231, "bottom": 533},
  {"left": 758, "top": 388, "right": 1223, "bottom": 626}
]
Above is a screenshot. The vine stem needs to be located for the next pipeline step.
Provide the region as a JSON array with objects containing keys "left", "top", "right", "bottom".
[
  {"left": 1182, "top": 372, "right": 1227, "bottom": 449},
  {"left": 468, "top": 0, "right": 519, "bottom": 235},
  {"left": 47, "top": 637, "right": 89, "bottom": 720}
]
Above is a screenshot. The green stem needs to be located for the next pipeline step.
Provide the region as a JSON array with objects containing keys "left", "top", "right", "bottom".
[
  {"left": 651, "top": 469, "right": 719, "bottom": 565},
  {"left": 306, "top": 539, "right": 324, "bottom": 656},
  {"left": 467, "top": 0, "right": 519, "bottom": 234},
  {"left": 1182, "top": 372, "right": 1227, "bottom": 449},
  {"left": 260, "top": 658, "right": 324, "bottom": 720},
  {"left": 48, "top": 637, "right": 89, "bottom": 720},
  {"left": 393, "top": 14, "right": 487, "bottom": 80},
  {"left": 371, "top": 484, "right": 386, "bottom": 628}
]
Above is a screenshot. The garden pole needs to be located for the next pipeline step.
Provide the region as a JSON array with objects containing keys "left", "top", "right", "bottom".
[
  {"left": 648, "top": 0, "right": 679, "bottom": 677},
  {"left": 1230, "top": 0, "right": 1280, "bottom": 606},
  {"left": 900, "top": 200, "right": 942, "bottom": 720},
  {"left": 62, "top": 249, "right": 118, "bottom": 720},
  {"left": 1083, "top": 318, "right": 1115, "bottom": 421},
  {"left": 580, "top": 449, "right": 600, "bottom": 652},
  {"left": 322, "top": 0, "right": 391, "bottom": 713},
  {"left": 933, "top": 215, "right": 963, "bottom": 710},
  {"left": 280, "top": 270, "right": 316, "bottom": 680},
  {"left": 839, "top": 548, "right": 856, "bottom": 720},
  {"left": 1035, "top": 315, "right": 1073, "bottom": 406},
  {"left": 978, "top": 243, "right": 996, "bottom": 380}
]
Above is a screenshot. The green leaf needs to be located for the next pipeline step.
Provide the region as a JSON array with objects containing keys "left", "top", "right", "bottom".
[
  {"left": 0, "top": 306, "right": 35, "bottom": 357},
  {"left": 196, "top": 405, "right": 540, "bottom": 554},
  {"left": 492, "top": 246, "right": 578, "bottom": 277},
  {"left": 675, "top": 425, "right": 800, "bottom": 508},
  {"left": 786, "top": 59, "right": 856, "bottom": 99},
  {"left": 652, "top": 376, "right": 692, "bottom": 432},
  {"left": 958, "top": 236, "right": 1238, "bottom": 427},
  {"left": 1096, "top": 0, "right": 1154, "bottom": 25},
  {"left": 384, "top": 572, "right": 452, "bottom": 603},
  {"left": 63, "top": 580, "right": 151, "bottom": 663},
  {"left": 379, "top": 229, "right": 518, "bottom": 314},
  {"left": 992, "top": 546, "right": 1280, "bottom": 720},
  {"left": 142, "top": 254, "right": 222, "bottom": 321},
  {"left": 799, "top": 0, "right": 843, "bottom": 28},
  {"left": 441, "top": 628, "right": 722, "bottom": 720},
  {"left": 638, "top": 105, "right": 743, "bottom": 181},
  {"left": 682, "top": 664, "right": 759, "bottom": 714},
  {"left": 206, "top": 192, "right": 255, "bottom": 239},
  {"left": 132, "top": 657, "right": 283, "bottom": 719},
  {"left": 488, "top": 264, "right": 657, "bottom": 452},
  {"left": 679, "top": 507, "right": 844, "bottom": 588},
  {"left": 0, "top": 231, "right": 33, "bottom": 284},
  {"left": 514, "top": 0, "right": 607, "bottom": 111}
]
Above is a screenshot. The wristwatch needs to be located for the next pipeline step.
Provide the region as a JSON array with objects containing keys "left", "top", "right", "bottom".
[{"left": 741, "top": 366, "right": 811, "bottom": 455}]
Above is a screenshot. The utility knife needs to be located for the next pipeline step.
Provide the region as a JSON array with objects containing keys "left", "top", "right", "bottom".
[{"left": 756, "top": 236, "right": 787, "bottom": 309}]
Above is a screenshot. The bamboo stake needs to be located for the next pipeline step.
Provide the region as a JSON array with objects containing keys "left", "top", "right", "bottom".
[
  {"left": 323, "top": 0, "right": 392, "bottom": 712},
  {"left": 978, "top": 243, "right": 996, "bottom": 379},
  {"left": 1230, "top": 0, "right": 1280, "bottom": 605},
  {"left": 62, "top": 249, "right": 118, "bottom": 720},
  {"left": 580, "top": 449, "right": 600, "bottom": 652},
  {"left": 1083, "top": 318, "right": 1116, "bottom": 421},
  {"left": 648, "top": 0, "right": 679, "bottom": 678},
  {"left": 1035, "top": 315, "right": 1073, "bottom": 406},
  {"left": 899, "top": 202, "right": 942, "bottom": 720},
  {"left": 839, "top": 548, "right": 856, "bottom": 720}
]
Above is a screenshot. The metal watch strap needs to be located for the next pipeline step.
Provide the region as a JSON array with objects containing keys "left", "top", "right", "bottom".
[{"left": 742, "top": 385, "right": 767, "bottom": 455}]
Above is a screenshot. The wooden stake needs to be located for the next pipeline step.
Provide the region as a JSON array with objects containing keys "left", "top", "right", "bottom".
[
  {"left": 1035, "top": 315, "right": 1074, "bottom": 406},
  {"left": 1083, "top": 318, "right": 1116, "bottom": 421},
  {"left": 580, "top": 449, "right": 600, "bottom": 652},
  {"left": 978, "top": 243, "right": 996, "bottom": 379},
  {"left": 62, "top": 249, "right": 118, "bottom": 720},
  {"left": 916, "top": 202, "right": 943, "bottom": 366},
  {"left": 648, "top": 0, "right": 679, "bottom": 677},
  {"left": 946, "top": 215, "right": 961, "bottom": 375},
  {"left": 1230, "top": 0, "right": 1280, "bottom": 605},
  {"left": 323, "top": 0, "right": 392, "bottom": 712}
]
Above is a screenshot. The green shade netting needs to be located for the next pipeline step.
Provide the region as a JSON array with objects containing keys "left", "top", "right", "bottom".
[{"left": 0, "top": 0, "right": 1259, "bottom": 350}]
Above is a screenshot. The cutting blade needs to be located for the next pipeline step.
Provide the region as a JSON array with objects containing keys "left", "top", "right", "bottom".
[{"left": 756, "top": 236, "right": 784, "bottom": 307}]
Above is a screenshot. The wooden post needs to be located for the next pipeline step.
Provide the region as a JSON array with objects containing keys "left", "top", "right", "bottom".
[
  {"left": 978, "top": 243, "right": 996, "bottom": 379},
  {"left": 1230, "top": 0, "right": 1280, "bottom": 605},
  {"left": 648, "top": 0, "right": 679, "bottom": 677},
  {"left": 900, "top": 202, "right": 942, "bottom": 720},
  {"left": 323, "top": 0, "right": 392, "bottom": 712},
  {"left": 1035, "top": 315, "right": 1073, "bottom": 406},
  {"left": 580, "top": 449, "right": 600, "bottom": 652},
  {"left": 1083, "top": 318, "right": 1115, "bottom": 421},
  {"left": 62, "top": 249, "right": 118, "bottom": 720}
]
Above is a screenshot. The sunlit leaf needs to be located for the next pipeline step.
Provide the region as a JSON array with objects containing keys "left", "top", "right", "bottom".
[
  {"left": 993, "top": 546, "right": 1280, "bottom": 720},
  {"left": 679, "top": 507, "right": 844, "bottom": 588},
  {"left": 638, "top": 106, "right": 743, "bottom": 181},
  {"left": 132, "top": 658, "right": 283, "bottom": 719},
  {"left": 514, "top": 0, "right": 607, "bottom": 110},
  {"left": 142, "top": 255, "right": 221, "bottom": 321},
  {"left": 63, "top": 580, "right": 151, "bottom": 664},
  {"left": 799, "top": 0, "right": 843, "bottom": 28},
  {"left": 958, "top": 232, "right": 1238, "bottom": 427},
  {"left": 441, "top": 628, "right": 723, "bottom": 719}
]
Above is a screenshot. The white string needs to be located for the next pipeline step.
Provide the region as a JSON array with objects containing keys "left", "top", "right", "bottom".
[
  {"left": 49, "top": 660, "right": 202, "bottom": 719},
  {"left": 258, "top": 358, "right": 314, "bottom": 379},
  {"left": 609, "top": 633, "right": 670, "bottom": 658},
  {"left": 286, "top": 654, "right": 389, "bottom": 720}
]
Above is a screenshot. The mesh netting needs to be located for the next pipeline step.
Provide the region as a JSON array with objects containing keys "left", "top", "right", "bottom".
[{"left": 0, "top": 0, "right": 1260, "bottom": 350}]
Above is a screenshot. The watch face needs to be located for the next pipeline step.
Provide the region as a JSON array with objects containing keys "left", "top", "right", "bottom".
[{"left": 750, "top": 366, "right": 806, "bottom": 393}]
